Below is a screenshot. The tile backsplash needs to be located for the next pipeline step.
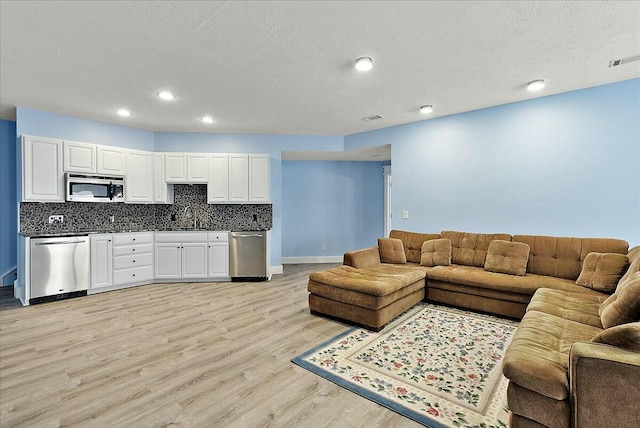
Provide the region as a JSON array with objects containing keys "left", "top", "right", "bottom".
[{"left": 20, "top": 184, "right": 272, "bottom": 236}]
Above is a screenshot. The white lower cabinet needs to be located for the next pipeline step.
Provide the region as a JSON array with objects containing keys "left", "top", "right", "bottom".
[
  {"left": 89, "top": 232, "right": 154, "bottom": 292},
  {"left": 208, "top": 232, "right": 229, "bottom": 278},
  {"left": 112, "top": 232, "right": 154, "bottom": 286},
  {"left": 182, "top": 243, "right": 209, "bottom": 278},
  {"left": 154, "top": 232, "right": 229, "bottom": 280},
  {"left": 154, "top": 243, "right": 183, "bottom": 279},
  {"left": 90, "top": 234, "right": 113, "bottom": 289}
]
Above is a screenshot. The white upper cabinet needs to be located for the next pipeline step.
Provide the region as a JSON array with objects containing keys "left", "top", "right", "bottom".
[
  {"left": 125, "top": 149, "right": 153, "bottom": 203},
  {"left": 21, "top": 135, "right": 270, "bottom": 205},
  {"left": 63, "top": 140, "right": 96, "bottom": 174},
  {"left": 153, "top": 153, "right": 173, "bottom": 204},
  {"left": 165, "top": 153, "right": 187, "bottom": 182},
  {"left": 22, "top": 135, "right": 64, "bottom": 202},
  {"left": 249, "top": 154, "right": 270, "bottom": 203},
  {"left": 227, "top": 154, "right": 270, "bottom": 203},
  {"left": 228, "top": 154, "right": 249, "bottom": 202},
  {"left": 207, "top": 154, "right": 229, "bottom": 203},
  {"left": 97, "top": 146, "right": 126, "bottom": 176},
  {"left": 165, "top": 153, "right": 208, "bottom": 183},
  {"left": 188, "top": 154, "right": 208, "bottom": 182}
]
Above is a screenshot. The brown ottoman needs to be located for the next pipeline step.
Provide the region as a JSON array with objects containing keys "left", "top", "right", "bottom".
[{"left": 307, "top": 264, "right": 426, "bottom": 331}]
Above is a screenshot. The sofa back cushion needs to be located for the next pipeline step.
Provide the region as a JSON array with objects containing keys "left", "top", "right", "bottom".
[
  {"left": 440, "top": 231, "right": 511, "bottom": 267},
  {"left": 512, "top": 235, "right": 629, "bottom": 280},
  {"left": 599, "top": 272, "right": 640, "bottom": 328},
  {"left": 576, "top": 252, "right": 630, "bottom": 293},
  {"left": 420, "top": 238, "right": 452, "bottom": 267},
  {"left": 619, "top": 246, "right": 640, "bottom": 285},
  {"left": 484, "top": 240, "right": 530, "bottom": 276},
  {"left": 378, "top": 238, "right": 407, "bottom": 264},
  {"left": 592, "top": 322, "right": 640, "bottom": 352},
  {"left": 389, "top": 230, "right": 441, "bottom": 263}
]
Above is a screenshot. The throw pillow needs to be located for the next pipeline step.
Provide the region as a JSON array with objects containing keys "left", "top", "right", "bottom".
[
  {"left": 378, "top": 238, "right": 407, "bottom": 264},
  {"left": 592, "top": 322, "right": 640, "bottom": 352},
  {"left": 420, "top": 238, "right": 452, "bottom": 267},
  {"left": 600, "top": 272, "right": 640, "bottom": 328},
  {"left": 576, "top": 252, "right": 630, "bottom": 293},
  {"left": 483, "top": 240, "right": 530, "bottom": 276}
]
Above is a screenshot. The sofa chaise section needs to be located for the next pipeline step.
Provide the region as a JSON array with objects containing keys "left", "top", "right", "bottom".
[{"left": 308, "top": 264, "right": 426, "bottom": 331}]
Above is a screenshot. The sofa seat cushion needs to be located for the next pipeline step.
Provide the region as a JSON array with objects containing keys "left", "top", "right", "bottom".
[
  {"left": 502, "top": 310, "right": 603, "bottom": 401},
  {"left": 425, "top": 264, "right": 604, "bottom": 296},
  {"left": 525, "top": 288, "right": 607, "bottom": 328}
]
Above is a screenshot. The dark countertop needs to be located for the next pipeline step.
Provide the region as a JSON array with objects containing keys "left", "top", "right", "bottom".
[{"left": 20, "top": 227, "right": 270, "bottom": 238}]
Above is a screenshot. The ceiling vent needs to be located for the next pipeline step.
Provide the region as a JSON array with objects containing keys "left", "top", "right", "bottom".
[
  {"left": 609, "top": 55, "right": 640, "bottom": 68},
  {"left": 362, "top": 114, "right": 383, "bottom": 121}
]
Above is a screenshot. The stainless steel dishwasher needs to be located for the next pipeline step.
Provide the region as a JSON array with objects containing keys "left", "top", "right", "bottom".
[
  {"left": 229, "top": 231, "right": 267, "bottom": 281},
  {"left": 30, "top": 235, "right": 90, "bottom": 304}
]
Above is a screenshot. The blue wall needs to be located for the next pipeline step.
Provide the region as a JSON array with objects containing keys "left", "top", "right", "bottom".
[
  {"left": 16, "top": 107, "right": 155, "bottom": 151},
  {"left": 345, "top": 79, "right": 640, "bottom": 247},
  {"left": 282, "top": 161, "right": 385, "bottom": 258},
  {"left": 0, "top": 119, "right": 17, "bottom": 284}
]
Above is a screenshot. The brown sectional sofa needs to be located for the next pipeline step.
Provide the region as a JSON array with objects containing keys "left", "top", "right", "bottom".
[{"left": 307, "top": 229, "right": 640, "bottom": 427}]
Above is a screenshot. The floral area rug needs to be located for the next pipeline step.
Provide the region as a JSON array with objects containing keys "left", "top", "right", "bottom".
[{"left": 292, "top": 303, "right": 518, "bottom": 428}]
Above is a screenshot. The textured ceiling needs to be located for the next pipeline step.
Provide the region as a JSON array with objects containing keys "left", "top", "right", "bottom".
[{"left": 1, "top": 1, "right": 639, "bottom": 136}]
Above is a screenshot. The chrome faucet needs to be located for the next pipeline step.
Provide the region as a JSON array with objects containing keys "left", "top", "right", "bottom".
[{"left": 183, "top": 206, "right": 197, "bottom": 229}]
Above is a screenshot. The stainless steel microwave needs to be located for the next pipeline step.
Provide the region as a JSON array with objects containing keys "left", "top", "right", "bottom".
[{"left": 65, "top": 174, "right": 125, "bottom": 202}]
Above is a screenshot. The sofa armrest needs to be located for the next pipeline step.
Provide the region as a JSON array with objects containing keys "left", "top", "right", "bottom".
[
  {"left": 343, "top": 247, "right": 381, "bottom": 268},
  {"left": 569, "top": 342, "right": 640, "bottom": 428}
]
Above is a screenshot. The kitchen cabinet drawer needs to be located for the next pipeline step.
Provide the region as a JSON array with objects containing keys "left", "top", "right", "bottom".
[
  {"left": 113, "top": 253, "right": 153, "bottom": 270},
  {"left": 154, "top": 232, "right": 207, "bottom": 243},
  {"left": 113, "top": 266, "right": 153, "bottom": 286},
  {"left": 112, "top": 233, "right": 153, "bottom": 246},
  {"left": 112, "top": 243, "right": 153, "bottom": 257},
  {"left": 208, "top": 232, "right": 228, "bottom": 242}
]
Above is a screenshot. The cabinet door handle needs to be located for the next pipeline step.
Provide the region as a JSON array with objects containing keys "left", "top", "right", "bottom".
[
  {"left": 132, "top": 260, "right": 136, "bottom": 263},
  {"left": 132, "top": 249, "right": 136, "bottom": 252},
  {"left": 133, "top": 238, "right": 136, "bottom": 241},
  {"left": 133, "top": 273, "right": 136, "bottom": 277}
]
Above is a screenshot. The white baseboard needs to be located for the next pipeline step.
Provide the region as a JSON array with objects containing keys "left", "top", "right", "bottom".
[
  {"left": 281, "top": 256, "right": 342, "bottom": 264},
  {"left": 2, "top": 266, "right": 17, "bottom": 286},
  {"left": 270, "top": 265, "right": 283, "bottom": 275}
]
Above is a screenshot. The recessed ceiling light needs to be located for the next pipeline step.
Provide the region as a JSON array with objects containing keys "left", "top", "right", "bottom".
[
  {"left": 158, "top": 91, "right": 175, "bottom": 100},
  {"left": 526, "top": 79, "right": 546, "bottom": 91},
  {"left": 116, "top": 109, "right": 131, "bottom": 117},
  {"left": 355, "top": 56, "right": 373, "bottom": 72},
  {"left": 420, "top": 105, "right": 433, "bottom": 114},
  {"left": 201, "top": 116, "right": 214, "bottom": 124}
]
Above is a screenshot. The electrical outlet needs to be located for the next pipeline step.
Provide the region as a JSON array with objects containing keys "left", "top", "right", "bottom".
[
  {"left": 402, "top": 210, "right": 409, "bottom": 219},
  {"left": 109, "top": 215, "right": 115, "bottom": 223},
  {"left": 48, "top": 215, "right": 64, "bottom": 224},
  {"left": 322, "top": 244, "right": 327, "bottom": 251}
]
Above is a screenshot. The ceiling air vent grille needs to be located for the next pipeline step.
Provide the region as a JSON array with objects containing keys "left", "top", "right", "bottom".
[
  {"left": 609, "top": 55, "right": 640, "bottom": 68},
  {"left": 363, "top": 114, "right": 383, "bottom": 121}
]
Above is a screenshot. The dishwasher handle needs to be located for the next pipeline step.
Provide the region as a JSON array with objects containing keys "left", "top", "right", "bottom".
[
  {"left": 34, "top": 240, "right": 85, "bottom": 246},
  {"left": 232, "top": 234, "right": 264, "bottom": 238}
]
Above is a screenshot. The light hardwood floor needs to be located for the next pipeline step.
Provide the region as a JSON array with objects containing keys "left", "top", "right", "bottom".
[{"left": 0, "top": 264, "right": 421, "bottom": 428}]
